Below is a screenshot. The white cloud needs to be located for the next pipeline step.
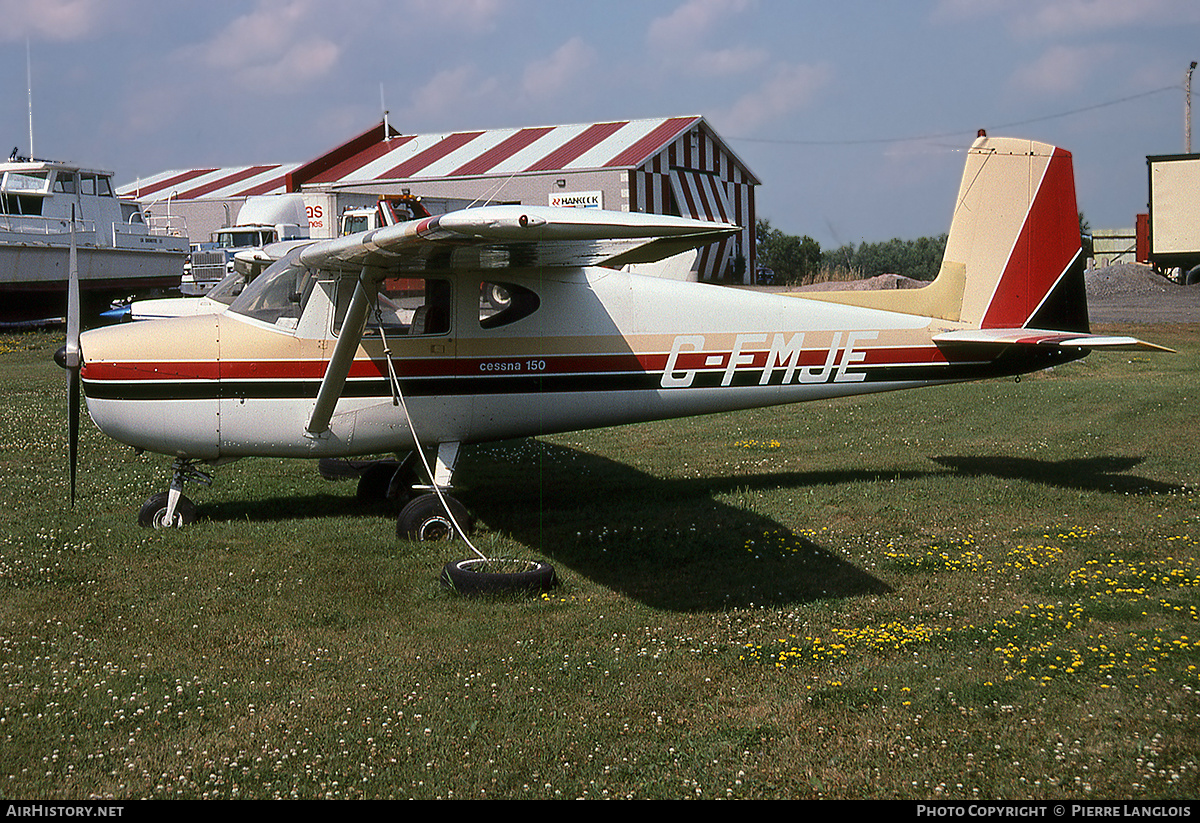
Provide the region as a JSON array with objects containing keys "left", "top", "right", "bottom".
[
  {"left": 645, "top": 0, "right": 768, "bottom": 79},
  {"left": 691, "top": 47, "right": 770, "bottom": 77},
  {"left": 1011, "top": 0, "right": 1199, "bottom": 37},
  {"left": 0, "top": 0, "right": 111, "bottom": 41},
  {"left": 1008, "top": 43, "right": 1117, "bottom": 96},
  {"left": 713, "top": 61, "right": 833, "bottom": 133},
  {"left": 934, "top": 0, "right": 1200, "bottom": 37},
  {"left": 404, "top": 0, "right": 505, "bottom": 33},
  {"left": 401, "top": 64, "right": 501, "bottom": 124},
  {"left": 173, "top": 0, "right": 342, "bottom": 92},
  {"left": 521, "top": 37, "right": 597, "bottom": 101},
  {"left": 647, "top": 0, "right": 756, "bottom": 51}
]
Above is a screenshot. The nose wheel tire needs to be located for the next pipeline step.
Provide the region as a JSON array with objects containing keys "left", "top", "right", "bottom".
[{"left": 137, "top": 492, "right": 198, "bottom": 529}]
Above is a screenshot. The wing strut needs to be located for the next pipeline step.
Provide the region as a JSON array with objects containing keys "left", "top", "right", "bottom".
[{"left": 306, "top": 266, "right": 379, "bottom": 436}]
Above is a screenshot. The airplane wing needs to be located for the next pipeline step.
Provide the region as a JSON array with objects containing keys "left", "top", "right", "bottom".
[
  {"left": 292, "top": 205, "right": 739, "bottom": 274},
  {"left": 934, "top": 328, "right": 1174, "bottom": 352},
  {"left": 303, "top": 205, "right": 738, "bottom": 435}
]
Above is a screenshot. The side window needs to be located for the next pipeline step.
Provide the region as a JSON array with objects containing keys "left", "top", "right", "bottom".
[
  {"left": 53, "top": 173, "right": 76, "bottom": 194},
  {"left": 335, "top": 276, "right": 452, "bottom": 336},
  {"left": 479, "top": 281, "right": 540, "bottom": 329}
]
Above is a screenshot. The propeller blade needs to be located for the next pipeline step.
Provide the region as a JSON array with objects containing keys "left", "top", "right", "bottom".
[
  {"left": 68, "top": 368, "right": 79, "bottom": 506},
  {"left": 66, "top": 206, "right": 81, "bottom": 506}
]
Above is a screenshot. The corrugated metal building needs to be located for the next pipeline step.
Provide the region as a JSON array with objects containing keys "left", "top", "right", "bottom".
[{"left": 120, "top": 116, "right": 760, "bottom": 281}]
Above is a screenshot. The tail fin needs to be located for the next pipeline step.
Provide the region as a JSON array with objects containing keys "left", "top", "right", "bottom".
[
  {"left": 950, "top": 136, "right": 1088, "bottom": 332},
  {"left": 792, "top": 136, "right": 1089, "bottom": 332}
]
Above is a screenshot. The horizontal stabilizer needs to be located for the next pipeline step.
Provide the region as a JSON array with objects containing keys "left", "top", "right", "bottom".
[{"left": 934, "top": 328, "right": 1174, "bottom": 352}]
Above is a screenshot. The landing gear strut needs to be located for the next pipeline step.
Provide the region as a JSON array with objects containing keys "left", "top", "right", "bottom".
[
  {"left": 137, "top": 459, "right": 211, "bottom": 529},
  {"left": 396, "top": 442, "right": 472, "bottom": 541}
]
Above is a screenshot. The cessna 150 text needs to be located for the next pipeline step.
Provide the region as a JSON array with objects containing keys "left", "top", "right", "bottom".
[{"left": 64, "top": 136, "right": 1165, "bottom": 541}]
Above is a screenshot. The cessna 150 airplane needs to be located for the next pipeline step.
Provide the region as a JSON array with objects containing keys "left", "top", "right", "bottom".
[{"left": 62, "top": 135, "right": 1165, "bottom": 547}]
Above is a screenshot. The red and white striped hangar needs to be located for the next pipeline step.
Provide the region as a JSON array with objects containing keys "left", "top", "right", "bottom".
[{"left": 120, "top": 116, "right": 761, "bottom": 282}]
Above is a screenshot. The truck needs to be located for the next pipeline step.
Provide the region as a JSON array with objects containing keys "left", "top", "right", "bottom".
[
  {"left": 336, "top": 193, "right": 437, "bottom": 235},
  {"left": 1139, "top": 153, "right": 1200, "bottom": 284},
  {"left": 333, "top": 193, "right": 488, "bottom": 235},
  {"left": 180, "top": 194, "right": 311, "bottom": 295}
]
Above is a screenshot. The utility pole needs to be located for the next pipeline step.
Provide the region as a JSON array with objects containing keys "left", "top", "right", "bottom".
[{"left": 1187, "top": 61, "right": 1197, "bottom": 154}]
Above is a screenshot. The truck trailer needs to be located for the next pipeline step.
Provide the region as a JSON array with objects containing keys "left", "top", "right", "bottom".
[{"left": 1141, "top": 153, "right": 1200, "bottom": 284}]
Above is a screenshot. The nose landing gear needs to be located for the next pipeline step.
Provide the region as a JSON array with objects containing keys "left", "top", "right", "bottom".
[{"left": 137, "top": 459, "right": 211, "bottom": 529}]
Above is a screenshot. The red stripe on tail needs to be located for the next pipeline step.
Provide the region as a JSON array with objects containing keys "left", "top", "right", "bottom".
[{"left": 981, "top": 147, "right": 1080, "bottom": 329}]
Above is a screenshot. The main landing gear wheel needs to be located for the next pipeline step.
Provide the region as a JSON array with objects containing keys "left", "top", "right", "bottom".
[
  {"left": 137, "top": 492, "right": 198, "bottom": 529},
  {"left": 397, "top": 493, "right": 473, "bottom": 541},
  {"left": 356, "top": 457, "right": 419, "bottom": 505},
  {"left": 440, "top": 557, "right": 557, "bottom": 596}
]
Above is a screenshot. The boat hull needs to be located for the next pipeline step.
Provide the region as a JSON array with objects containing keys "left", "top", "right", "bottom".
[{"left": 0, "top": 242, "right": 186, "bottom": 321}]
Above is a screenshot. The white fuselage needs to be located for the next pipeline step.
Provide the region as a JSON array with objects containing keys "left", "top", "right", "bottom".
[{"left": 78, "top": 265, "right": 1074, "bottom": 462}]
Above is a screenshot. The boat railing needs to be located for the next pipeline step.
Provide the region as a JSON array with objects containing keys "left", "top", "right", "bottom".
[
  {"left": 145, "top": 212, "right": 188, "bottom": 238},
  {"left": 0, "top": 213, "right": 98, "bottom": 237}
]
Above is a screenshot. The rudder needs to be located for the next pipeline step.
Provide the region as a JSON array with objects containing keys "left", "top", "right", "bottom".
[{"left": 950, "top": 136, "right": 1088, "bottom": 332}]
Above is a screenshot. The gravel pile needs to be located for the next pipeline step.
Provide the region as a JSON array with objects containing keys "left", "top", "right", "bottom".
[
  {"left": 795, "top": 273, "right": 925, "bottom": 292},
  {"left": 1084, "top": 263, "right": 1176, "bottom": 299},
  {"left": 1085, "top": 263, "right": 1200, "bottom": 324}
]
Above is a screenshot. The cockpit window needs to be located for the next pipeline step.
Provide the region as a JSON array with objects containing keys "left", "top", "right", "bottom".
[
  {"left": 227, "top": 250, "right": 315, "bottom": 327},
  {"left": 334, "top": 275, "right": 452, "bottom": 337},
  {"left": 207, "top": 271, "right": 252, "bottom": 306},
  {"left": 479, "top": 281, "right": 540, "bottom": 329}
]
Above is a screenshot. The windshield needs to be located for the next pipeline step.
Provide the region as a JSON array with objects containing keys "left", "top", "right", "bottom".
[
  {"left": 206, "top": 271, "right": 252, "bottom": 306},
  {"left": 227, "top": 249, "right": 316, "bottom": 326},
  {"left": 216, "top": 229, "right": 272, "bottom": 249},
  {"left": 3, "top": 171, "right": 49, "bottom": 193}
]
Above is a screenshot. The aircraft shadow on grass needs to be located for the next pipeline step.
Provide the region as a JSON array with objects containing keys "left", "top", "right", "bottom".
[
  {"left": 453, "top": 440, "right": 895, "bottom": 611},
  {"left": 929, "top": 454, "right": 1185, "bottom": 496},
  {"left": 199, "top": 443, "right": 1183, "bottom": 612}
]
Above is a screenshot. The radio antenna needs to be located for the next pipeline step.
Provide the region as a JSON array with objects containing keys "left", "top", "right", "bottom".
[
  {"left": 380, "top": 83, "right": 391, "bottom": 140},
  {"left": 26, "top": 38, "right": 34, "bottom": 157}
]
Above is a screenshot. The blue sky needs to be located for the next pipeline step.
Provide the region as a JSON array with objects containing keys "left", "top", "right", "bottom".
[{"left": 2, "top": 0, "right": 1197, "bottom": 249}]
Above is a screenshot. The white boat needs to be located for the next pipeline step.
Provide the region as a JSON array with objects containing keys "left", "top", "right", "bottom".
[{"left": 0, "top": 154, "right": 190, "bottom": 319}]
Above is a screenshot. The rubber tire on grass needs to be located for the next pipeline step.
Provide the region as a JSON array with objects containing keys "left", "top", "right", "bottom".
[
  {"left": 137, "top": 492, "right": 198, "bottom": 529},
  {"left": 441, "top": 558, "right": 557, "bottom": 596},
  {"left": 397, "top": 493, "right": 472, "bottom": 541}
]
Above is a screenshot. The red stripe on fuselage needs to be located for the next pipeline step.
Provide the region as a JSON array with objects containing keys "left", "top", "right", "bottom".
[{"left": 79, "top": 344, "right": 960, "bottom": 386}]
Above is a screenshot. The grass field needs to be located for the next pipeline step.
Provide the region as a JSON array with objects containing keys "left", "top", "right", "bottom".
[{"left": 0, "top": 324, "right": 1197, "bottom": 799}]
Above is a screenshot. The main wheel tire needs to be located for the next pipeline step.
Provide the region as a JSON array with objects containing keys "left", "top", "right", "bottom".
[
  {"left": 137, "top": 492, "right": 198, "bottom": 529},
  {"left": 441, "top": 558, "right": 557, "bottom": 596},
  {"left": 356, "top": 460, "right": 402, "bottom": 503},
  {"left": 397, "top": 493, "right": 472, "bottom": 541},
  {"left": 485, "top": 283, "right": 512, "bottom": 310}
]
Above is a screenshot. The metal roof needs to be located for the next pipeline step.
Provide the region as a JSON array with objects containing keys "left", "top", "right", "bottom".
[
  {"left": 119, "top": 115, "right": 758, "bottom": 202},
  {"left": 118, "top": 163, "right": 299, "bottom": 202}
]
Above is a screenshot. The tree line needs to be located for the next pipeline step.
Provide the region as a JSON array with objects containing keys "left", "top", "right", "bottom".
[{"left": 754, "top": 218, "right": 947, "bottom": 286}]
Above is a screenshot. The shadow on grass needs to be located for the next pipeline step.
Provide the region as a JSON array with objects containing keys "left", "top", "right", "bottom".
[
  {"left": 455, "top": 440, "right": 893, "bottom": 611},
  {"left": 197, "top": 491, "right": 378, "bottom": 524},
  {"left": 930, "top": 455, "right": 1187, "bottom": 495},
  {"left": 187, "top": 445, "right": 1183, "bottom": 612}
]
